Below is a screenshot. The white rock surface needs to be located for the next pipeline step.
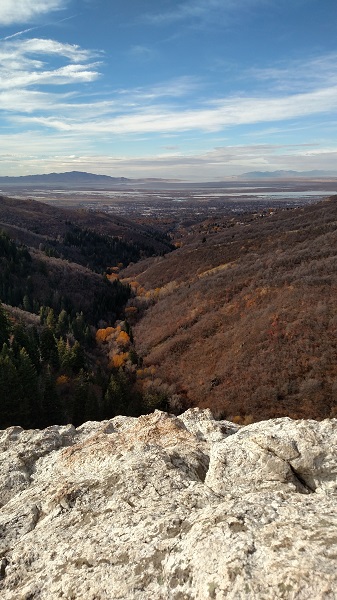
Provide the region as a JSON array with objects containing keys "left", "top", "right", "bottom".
[{"left": 0, "top": 409, "right": 336, "bottom": 599}]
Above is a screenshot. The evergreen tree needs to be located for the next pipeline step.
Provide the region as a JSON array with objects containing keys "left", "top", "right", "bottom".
[
  {"left": 16, "top": 348, "right": 38, "bottom": 428},
  {"left": 129, "top": 348, "right": 139, "bottom": 365},
  {"left": 11, "top": 323, "right": 30, "bottom": 358},
  {"left": 84, "top": 386, "right": 100, "bottom": 422},
  {"left": 57, "top": 339, "right": 74, "bottom": 374},
  {"left": 22, "top": 294, "right": 32, "bottom": 312},
  {"left": 84, "top": 324, "right": 94, "bottom": 348},
  {"left": 72, "top": 370, "right": 89, "bottom": 426},
  {"left": 103, "top": 370, "right": 133, "bottom": 418},
  {"left": 103, "top": 376, "right": 117, "bottom": 418},
  {"left": 124, "top": 321, "right": 134, "bottom": 343},
  {"left": 71, "top": 312, "right": 86, "bottom": 343},
  {"left": 0, "top": 345, "right": 21, "bottom": 427},
  {"left": 46, "top": 308, "right": 56, "bottom": 330},
  {"left": 27, "top": 326, "right": 41, "bottom": 371},
  {"left": 40, "top": 327, "right": 59, "bottom": 369},
  {"left": 56, "top": 309, "right": 69, "bottom": 338},
  {"left": 41, "top": 367, "right": 63, "bottom": 426},
  {"left": 69, "top": 341, "right": 86, "bottom": 373},
  {"left": 0, "top": 302, "right": 11, "bottom": 347}
]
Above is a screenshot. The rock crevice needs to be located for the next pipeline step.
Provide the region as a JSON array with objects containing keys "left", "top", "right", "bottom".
[{"left": 0, "top": 410, "right": 336, "bottom": 599}]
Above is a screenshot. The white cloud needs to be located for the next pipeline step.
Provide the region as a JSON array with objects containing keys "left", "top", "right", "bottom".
[
  {"left": 145, "top": 0, "right": 268, "bottom": 25},
  {"left": 0, "top": 88, "right": 120, "bottom": 116},
  {"left": 128, "top": 45, "right": 156, "bottom": 62},
  {"left": 2, "top": 36, "right": 337, "bottom": 151},
  {"left": 2, "top": 27, "right": 38, "bottom": 41},
  {"left": 15, "top": 85, "right": 337, "bottom": 134},
  {"left": 0, "top": 37, "right": 97, "bottom": 68},
  {"left": 117, "top": 77, "right": 201, "bottom": 102},
  {"left": 0, "top": 37, "right": 100, "bottom": 92},
  {"left": 250, "top": 53, "right": 337, "bottom": 92},
  {"left": 0, "top": 89, "right": 59, "bottom": 113},
  {"left": 18, "top": 38, "right": 96, "bottom": 63},
  {"left": 0, "top": 64, "right": 100, "bottom": 90},
  {"left": 0, "top": 0, "right": 66, "bottom": 25}
]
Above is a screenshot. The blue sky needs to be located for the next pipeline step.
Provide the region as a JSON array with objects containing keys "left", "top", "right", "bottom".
[{"left": 1, "top": 0, "right": 337, "bottom": 180}]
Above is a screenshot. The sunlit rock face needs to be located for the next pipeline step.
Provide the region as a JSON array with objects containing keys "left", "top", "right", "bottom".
[{"left": 0, "top": 409, "right": 336, "bottom": 599}]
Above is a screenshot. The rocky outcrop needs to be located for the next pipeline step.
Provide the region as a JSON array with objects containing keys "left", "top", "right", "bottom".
[{"left": 0, "top": 409, "right": 336, "bottom": 599}]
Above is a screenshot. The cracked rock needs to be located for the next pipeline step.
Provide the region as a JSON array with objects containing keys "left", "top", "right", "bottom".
[{"left": 0, "top": 410, "right": 336, "bottom": 599}]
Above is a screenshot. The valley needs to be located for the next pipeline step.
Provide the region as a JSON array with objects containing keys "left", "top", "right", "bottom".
[
  {"left": 2, "top": 177, "right": 337, "bottom": 233},
  {"left": 0, "top": 176, "right": 337, "bottom": 427}
]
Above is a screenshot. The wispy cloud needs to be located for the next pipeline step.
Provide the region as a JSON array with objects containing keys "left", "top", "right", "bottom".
[
  {"left": 16, "top": 37, "right": 97, "bottom": 63},
  {"left": 128, "top": 45, "right": 157, "bottom": 62},
  {"left": 1, "top": 27, "right": 38, "bottom": 41},
  {"left": 0, "top": 89, "right": 61, "bottom": 113},
  {"left": 15, "top": 84, "right": 337, "bottom": 135},
  {"left": 117, "top": 77, "right": 201, "bottom": 102},
  {"left": 145, "top": 0, "right": 268, "bottom": 25},
  {"left": 2, "top": 34, "right": 337, "bottom": 146},
  {"left": 0, "top": 14, "right": 79, "bottom": 41},
  {"left": 0, "top": 0, "right": 67, "bottom": 25},
  {"left": 250, "top": 53, "right": 337, "bottom": 92},
  {"left": 0, "top": 37, "right": 100, "bottom": 92},
  {"left": 0, "top": 64, "right": 100, "bottom": 90}
]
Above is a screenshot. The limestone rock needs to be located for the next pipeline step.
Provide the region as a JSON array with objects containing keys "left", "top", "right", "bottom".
[{"left": 0, "top": 409, "right": 336, "bottom": 599}]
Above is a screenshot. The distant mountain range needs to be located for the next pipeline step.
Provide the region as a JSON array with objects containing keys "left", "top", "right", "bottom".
[
  {"left": 1, "top": 169, "right": 337, "bottom": 188},
  {"left": 0, "top": 171, "right": 183, "bottom": 189},
  {"left": 0, "top": 171, "right": 132, "bottom": 186},
  {"left": 240, "top": 170, "right": 337, "bottom": 179}
]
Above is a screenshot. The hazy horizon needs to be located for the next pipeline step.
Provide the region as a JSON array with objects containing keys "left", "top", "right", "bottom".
[{"left": 1, "top": 169, "right": 337, "bottom": 184}]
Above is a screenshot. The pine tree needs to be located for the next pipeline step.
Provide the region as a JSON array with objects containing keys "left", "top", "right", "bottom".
[
  {"left": 41, "top": 367, "right": 63, "bottom": 426},
  {"left": 84, "top": 386, "right": 100, "bottom": 422},
  {"left": 72, "top": 370, "right": 89, "bottom": 426},
  {"left": 22, "top": 295, "right": 32, "bottom": 312},
  {"left": 71, "top": 312, "right": 86, "bottom": 343},
  {"left": 46, "top": 308, "right": 56, "bottom": 330},
  {"left": 27, "top": 326, "right": 41, "bottom": 371},
  {"left": 0, "top": 302, "right": 11, "bottom": 347},
  {"left": 17, "top": 348, "right": 39, "bottom": 428},
  {"left": 69, "top": 341, "right": 86, "bottom": 373},
  {"left": 39, "top": 305, "right": 48, "bottom": 325},
  {"left": 0, "top": 345, "right": 21, "bottom": 427},
  {"left": 11, "top": 323, "right": 30, "bottom": 359},
  {"left": 57, "top": 339, "right": 73, "bottom": 374},
  {"left": 40, "top": 327, "right": 59, "bottom": 370},
  {"left": 56, "top": 309, "right": 69, "bottom": 338},
  {"left": 103, "top": 370, "right": 131, "bottom": 418},
  {"left": 103, "top": 376, "right": 117, "bottom": 418}
]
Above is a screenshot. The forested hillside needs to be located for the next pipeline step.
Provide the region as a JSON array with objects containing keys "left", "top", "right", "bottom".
[
  {"left": 123, "top": 196, "right": 337, "bottom": 422},
  {"left": 0, "top": 195, "right": 173, "bottom": 268},
  {"left": 0, "top": 195, "right": 173, "bottom": 429}
]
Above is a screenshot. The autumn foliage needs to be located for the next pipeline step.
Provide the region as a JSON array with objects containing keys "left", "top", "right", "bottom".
[
  {"left": 127, "top": 196, "right": 337, "bottom": 422},
  {"left": 96, "top": 327, "right": 115, "bottom": 343}
]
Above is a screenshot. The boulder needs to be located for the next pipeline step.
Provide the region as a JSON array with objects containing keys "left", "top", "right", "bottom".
[{"left": 0, "top": 409, "right": 336, "bottom": 599}]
